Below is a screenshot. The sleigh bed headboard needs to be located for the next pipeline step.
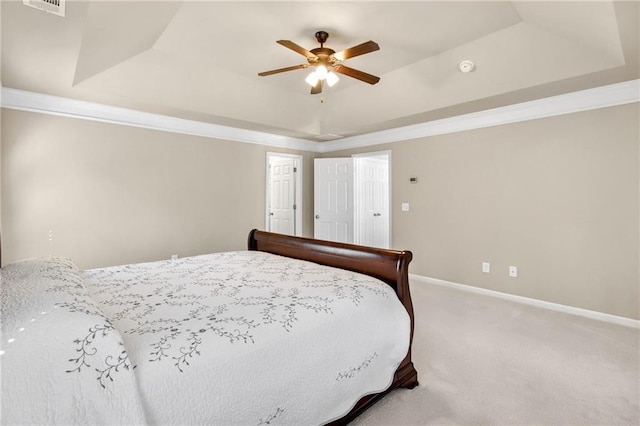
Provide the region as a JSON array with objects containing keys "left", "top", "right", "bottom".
[{"left": 248, "top": 229, "right": 412, "bottom": 298}]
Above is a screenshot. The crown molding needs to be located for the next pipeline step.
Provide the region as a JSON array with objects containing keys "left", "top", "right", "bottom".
[
  {"left": 0, "top": 88, "right": 319, "bottom": 152},
  {"left": 317, "top": 79, "right": 640, "bottom": 153},
  {"left": 2, "top": 79, "right": 638, "bottom": 154}
]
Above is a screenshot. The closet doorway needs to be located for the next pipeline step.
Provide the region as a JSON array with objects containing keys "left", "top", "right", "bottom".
[{"left": 314, "top": 151, "right": 390, "bottom": 248}]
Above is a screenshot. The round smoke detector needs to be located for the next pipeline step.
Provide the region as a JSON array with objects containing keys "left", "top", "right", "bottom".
[{"left": 459, "top": 60, "right": 475, "bottom": 73}]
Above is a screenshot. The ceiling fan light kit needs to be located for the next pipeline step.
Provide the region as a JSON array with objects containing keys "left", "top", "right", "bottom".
[
  {"left": 324, "top": 71, "right": 339, "bottom": 87},
  {"left": 305, "top": 67, "right": 339, "bottom": 88},
  {"left": 258, "top": 30, "right": 380, "bottom": 95},
  {"left": 315, "top": 64, "right": 328, "bottom": 80},
  {"left": 305, "top": 72, "right": 319, "bottom": 87}
]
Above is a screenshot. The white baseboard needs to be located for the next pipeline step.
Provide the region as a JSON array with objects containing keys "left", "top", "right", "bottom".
[{"left": 410, "top": 273, "right": 640, "bottom": 329}]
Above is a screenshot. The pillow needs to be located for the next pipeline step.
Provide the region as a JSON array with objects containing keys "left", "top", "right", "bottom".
[{"left": 1, "top": 257, "right": 148, "bottom": 425}]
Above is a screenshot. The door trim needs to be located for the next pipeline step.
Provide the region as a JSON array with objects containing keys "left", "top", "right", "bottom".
[{"left": 266, "top": 152, "right": 303, "bottom": 236}]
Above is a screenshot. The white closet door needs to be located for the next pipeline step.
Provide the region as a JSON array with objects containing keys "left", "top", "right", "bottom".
[
  {"left": 314, "top": 158, "right": 354, "bottom": 243},
  {"left": 269, "top": 157, "right": 296, "bottom": 235}
]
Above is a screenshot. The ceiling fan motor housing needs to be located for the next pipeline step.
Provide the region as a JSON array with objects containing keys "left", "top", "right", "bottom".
[
  {"left": 315, "top": 31, "right": 329, "bottom": 45},
  {"left": 308, "top": 47, "right": 337, "bottom": 66}
]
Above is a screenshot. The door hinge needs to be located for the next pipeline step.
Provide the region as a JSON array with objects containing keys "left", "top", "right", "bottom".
[
  {"left": 293, "top": 204, "right": 297, "bottom": 210},
  {"left": 293, "top": 167, "right": 297, "bottom": 173}
]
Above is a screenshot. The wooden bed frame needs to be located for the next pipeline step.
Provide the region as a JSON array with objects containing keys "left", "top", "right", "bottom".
[
  {"left": 0, "top": 231, "right": 417, "bottom": 424},
  {"left": 248, "top": 229, "right": 419, "bottom": 425}
]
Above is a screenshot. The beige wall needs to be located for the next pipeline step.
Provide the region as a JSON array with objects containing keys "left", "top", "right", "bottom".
[
  {"left": 2, "top": 103, "right": 638, "bottom": 319},
  {"left": 326, "top": 103, "right": 639, "bottom": 320},
  {"left": 0, "top": 109, "right": 314, "bottom": 269}
]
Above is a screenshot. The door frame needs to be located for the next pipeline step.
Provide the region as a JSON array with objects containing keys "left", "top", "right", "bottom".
[
  {"left": 265, "top": 152, "right": 303, "bottom": 236},
  {"left": 352, "top": 150, "right": 392, "bottom": 248}
]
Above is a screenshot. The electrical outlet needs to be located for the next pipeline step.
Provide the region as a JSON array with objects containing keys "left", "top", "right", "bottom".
[
  {"left": 509, "top": 266, "right": 518, "bottom": 278},
  {"left": 482, "top": 262, "right": 491, "bottom": 273},
  {"left": 401, "top": 203, "right": 410, "bottom": 212}
]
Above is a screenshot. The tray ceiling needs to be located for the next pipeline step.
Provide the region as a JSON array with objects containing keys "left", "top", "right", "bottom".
[{"left": 1, "top": 1, "right": 638, "bottom": 141}]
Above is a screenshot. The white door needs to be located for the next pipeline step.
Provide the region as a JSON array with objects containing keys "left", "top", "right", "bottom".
[
  {"left": 355, "top": 155, "right": 390, "bottom": 248},
  {"left": 268, "top": 157, "right": 296, "bottom": 235},
  {"left": 314, "top": 158, "right": 354, "bottom": 243}
]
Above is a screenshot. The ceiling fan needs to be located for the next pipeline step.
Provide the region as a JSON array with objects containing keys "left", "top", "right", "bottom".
[{"left": 258, "top": 31, "right": 380, "bottom": 95}]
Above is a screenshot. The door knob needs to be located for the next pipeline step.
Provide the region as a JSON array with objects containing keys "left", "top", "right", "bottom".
[
  {"left": 315, "top": 215, "right": 320, "bottom": 219},
  {"left": 269, "top": 213, "right": 274, "bottom": 216}
]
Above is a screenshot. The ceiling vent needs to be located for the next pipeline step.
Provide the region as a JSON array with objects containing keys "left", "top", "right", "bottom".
[
  {"left": 23, "top": 0, "right": 65, "bottom": 17},
  {"left": 315, "top": 134, "right": 344, "bottom": 141}
]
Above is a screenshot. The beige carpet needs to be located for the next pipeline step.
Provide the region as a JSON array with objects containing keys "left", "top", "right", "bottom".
[{"left": 353, "top": 281, "right": 640, "bottom": 425}]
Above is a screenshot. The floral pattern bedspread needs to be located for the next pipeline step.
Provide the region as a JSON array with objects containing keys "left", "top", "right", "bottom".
[
  {"left": 1, "top": 251, "right": 410, "bottom": 425},
  {"left": 1, "top": 257, "right": 148, "bottom": 425},
  {"left": 84, "top": 251, "right": 410, "bottom": 425}
]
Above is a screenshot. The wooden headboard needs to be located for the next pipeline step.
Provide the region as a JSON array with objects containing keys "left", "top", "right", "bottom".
[{"left": 248, "top": 228, "right": 413, "bottom": 302}]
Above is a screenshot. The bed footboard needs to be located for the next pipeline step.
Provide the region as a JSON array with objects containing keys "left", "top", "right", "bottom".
[{"left": 247, "top": 229, "right": 418, "bottom": 424}]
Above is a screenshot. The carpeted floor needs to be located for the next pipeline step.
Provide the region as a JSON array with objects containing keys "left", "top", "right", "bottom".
[{"left": 353, "top": 281, "right": 640, "bottom": 425}]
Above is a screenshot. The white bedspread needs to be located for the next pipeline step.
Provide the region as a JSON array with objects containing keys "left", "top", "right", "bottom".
[
  {"left": 1, "top": 257, "right": 148, "bottom": 425},
  {"left": 1, "top": 251, "right": 410, "bottom": 425}
]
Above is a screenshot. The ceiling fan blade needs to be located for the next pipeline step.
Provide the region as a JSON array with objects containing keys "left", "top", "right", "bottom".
[
  {"left": 258, "top": 64, "right": 308, "bottom": 77},
  {"left": 277, "top": 40, "right": 316, "bottom": 58},
  {"left": 310, "top": 79, "right": 323, "bottom": 95},
  {"left": 333, "top": 64, "right": 380, "bottom": 85},
  {"left": 333, "top": 40, "right": 379, "bottom": 61}
]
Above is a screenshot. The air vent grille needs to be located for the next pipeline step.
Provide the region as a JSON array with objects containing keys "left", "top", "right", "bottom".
[
  {"left": 315, "top": 134, "right": 343, "bottom": 141},
  {"left": 23, "top": 0, "right": 65, "bottom": 17}
]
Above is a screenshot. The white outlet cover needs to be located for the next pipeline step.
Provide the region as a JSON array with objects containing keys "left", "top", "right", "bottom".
[
  {"left": 401, "top": 203, "right": 410, "bottom": 212},
  {"left": 509, "top": 266, "right": 518, "bottom": 277},
  {"left": 482, "top": 262, "right": 490, "bottom": 273}
]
